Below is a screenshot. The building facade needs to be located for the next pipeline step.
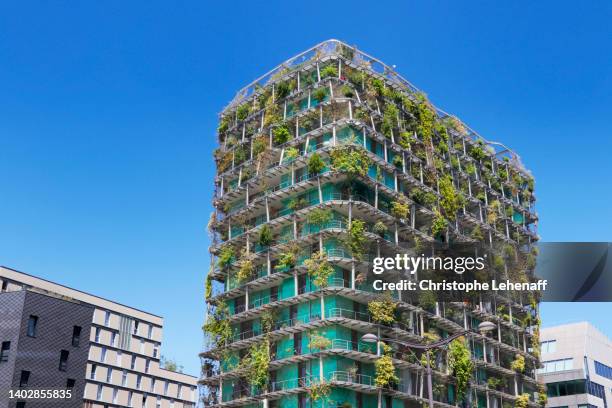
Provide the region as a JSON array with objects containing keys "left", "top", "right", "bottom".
[
  {"left": 539, "top": 322, "right": 612, "bottom": 408},
  {"left": 0, "top": 266, "right": 197, "bottom": 408},
  {"left": 202, "top": 40, "right": 541, "bottom": 408}
]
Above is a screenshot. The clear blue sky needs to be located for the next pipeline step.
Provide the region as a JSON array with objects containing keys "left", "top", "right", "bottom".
[{"left": 1, "top": 1, "right": 611, "bottom": 374}]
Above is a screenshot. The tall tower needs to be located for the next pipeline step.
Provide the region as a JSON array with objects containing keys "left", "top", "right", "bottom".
[{"left": 201, "top": 40, "right": 541, "bottom": 408}]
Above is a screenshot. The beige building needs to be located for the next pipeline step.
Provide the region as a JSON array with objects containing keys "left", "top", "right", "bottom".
[{"left": 0, "top": 266, "right": 197, "bottom": 408}]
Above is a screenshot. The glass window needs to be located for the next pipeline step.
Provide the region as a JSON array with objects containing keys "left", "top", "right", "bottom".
[
  {"left": 19, "top": 370, "right": 30, "bottom": 387},
  {"left": 58, "top": 350, "right": 69, "bottom": 371},
  {"left": 0, "top": 341, "right": 10, "bottom": 362},
  {"left": 66, "top": 378, "right": 75, "bottom": 388},
  {"left": 104, "top": 311, "right": 111, "bottom": 326},
  {"left": 72, "top": 326, "right": 81, "bottom": 347},
  {"left": 541, "top": 340, "right": 557, "bottom": 353},
  {"left": 27, "top": 316, "right": 38, "bottom": 337}
]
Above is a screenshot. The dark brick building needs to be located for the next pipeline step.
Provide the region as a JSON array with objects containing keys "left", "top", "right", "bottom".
[{"left": 0, "top": 289, "right": 94, "bottom": 408}]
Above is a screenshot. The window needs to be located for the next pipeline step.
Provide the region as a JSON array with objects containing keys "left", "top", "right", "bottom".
[
  {"left": 547, "top": 380, "right": 587, "bottom": 397},
  {"left": 538, "top": 358, "right": 573, "bottom": 373},
  {"left": 16, "top": 403, "right": 25, "bottom": 408},
  {"left": 156, "top": 396, "right": 162, "bottom": 408},
  {"left": 19, "top": 370, "right": 30, "bottom": 387},
  {"left": 148, "top": 325, "right": 153, "bottom": 339},
  {"left": 1, "top": 279, "right": 7, "bottom": 291},
  {"left": 58, "top": 350, "right": 69, "bottom": 371},
  {"left": 153, "top": 346, "right": 158, "bottom": 358},
  {"left": 140, "top": 339, "right": 145, "bottom": 353},
  {"left": 116, "top": 351, "right": 122, "bottom": 366},
  {"left": 104, "top": 311, "right": 111, "bottom": 326},
  {"left": 150, "top": 378, "right": 156, "bottom": 392},
  {"left": 72, "top": 326, "right": 82, "bottom": 347},
  {"left": 0, "top": 341, "right": 10, "bottom": 362},
  {"left": 133, "top": 321, "right": 139, "bottom": 335},
  {"left": 26, "top": 316, "right": 38, "bottom": 337},
  {"left": 94, "top": 327, "right": 101, "bottom": 343},
  {"left": 110, "top": 332, "right": 116, "bottom": 347},
  {"left": 136, "top": 374, "right": 142, "bottom": 389},
  {"left": 145, "top": 359, "right": 150, "bottom": 373},
  {"left": 90, "top": 364, "right": 97, "bottom": 379},
  {"left": 121, "top": 370, "right": 128, "bottom": 386},
  {"left": 164, "top": 381, "right": 169, "bottom": 395},
  {"left": 100, "top": 347, "right": 106, "bottom": 363},
  {"left": 96, "top": 384, "right": 103, "bottom": 400},
  {"left": 177, "top": 384, "right": 182, "bottom": 398},
  {"left": 66, "top": 378, "right": 75, "bottom": 388},
  {"left": 541, "top": 340, "right": 557, "bottom": 353},
  {"left": 112, "top": 388, "right": 118, "bottom": 404},
  {"left": 131, "top": 355, "right": 136, "bottom": 370},
  {"left": 587, "top": 381, "right": 605, "bottom": 399},
  {"left": 127, "top": 391, "right": 133, "bottom": 407},
  {"left": 594, "top": 360, "right": 612, "bottom": 380},
  {"left": 106, "top": 368, "right": 112, "bottom": 383}
]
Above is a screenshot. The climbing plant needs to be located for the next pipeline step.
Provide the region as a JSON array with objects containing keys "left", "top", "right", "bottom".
[
  {"left": 241, "top": 339, "right": 270, "bottom": 389},
  {"left": 511, "top": 354, "right": 525, "bottom": 373},
  {"left": 391, "top": 198, "right": 410, "bottom": 219},
  {"left": 236, "top": 256, "right": 254, "bottom": 283},
  {"left": 448, "top": 337, "right": 473, "bottom": 402},
  {"left": 258, "top": 224, "right": 273, "bottom": 247},
  {"left": 439, "top": 175, "right": 461, "bottom": 220},
  {"left": 307, "top": 152, "right": 325, "bottom": 175},
  {"left": 375, "top": 343, "right": 399, "bottom": 388},
  {"left": 310, "top": 331, "right": 332, "bottom": 350},
  {"left": 343, "top": 219, "right": 368, "bottom": 259},
  {"left": 431, "top": 210, "right": 448, "bottom": 237},
  {"left": 217, "top": 246, "right": 234, "bottom": 269},
  {"left": 205, "top": 273, "right": 212, "bottom": 300},
  {"left": 308, "top": 380, "right": 331, "bottom": 402},
  {"left": 202, "top": 301, "right": 233, "bottom": 348}
]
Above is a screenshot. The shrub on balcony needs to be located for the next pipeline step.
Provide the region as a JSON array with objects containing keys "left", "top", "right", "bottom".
[
  {"left": 288, "top": 197, "right": 307, "bottom": 211},
  {"left": 537, "top": 384, "right": 547, "bottom": 407},
  {"left": 368, "top": 78, "right": 385, "bottom": 97},
  {"left": 236, "top": 104, "right": 250, "bottom": 121},
  {"left": 202, "top": 301, "right": 232, "bottom": 347},
  {"left": 320, "top": 64, "right": 338, "bottom": 79},
  {"left": 261, "top": 310, "right": 276, "bottom": 333},
  {"left": 391, "top": 198, "right": 410, "bottom": 220},
  {"left": 310, "top": 331, "right": 332, "bottom": 350},
  {"left": 252, "top": 135, "right": 268, "bottom": 159},
  {"left": 381, "top": 103, "right": 399, "bottom": 138},
  {"left": 304, "top": 251, "right": 334, "bottom": 288},
  {"left": 487, "top": 377, "right": 504, "bottom": 390},
  {"left": 418, "top": 290, "right": 437, "bottom": 311},
  {"left": 241, "top": 339, "right": 270, "bottom": 389},
  {"left": 218, "top": 116, "right": 230, "bottom": 134},
  {"left": 236, "top": 257, "right": 254, "bottom": 283},
  {"left": 511, "top": 354, "right": 525, "bottom": 373},
  {"left": 273, "top": 125, "right": 291, "bottom": 145},
  {"left": 343, "top": 219, "right": 367, "bottom": 260},
  {"left": 312, "top": 87, "right": 328, "bottom": 102},
  {"left": 330, "top": 146, "right": 371, "bottom": 177},
  {"left": 307, "top": 208, "right": 333, "bottom": 228},
  {"left": 410, "top": 189, "right": 437, "bottom": 208},
  {"left": 368, "top": 296, "right": 397, "bottom": 324},
  {"left": 392, "top": 154, "right": 403, "bottom": 168},
  {"left": 373, "top": 221, "right": 388, "bottom": 237},
  {"left": 448, "top": 337, "right": 473, "bottom": 401},
  {"left": 217, "top": 246, "right": 234, "bottom": 269},
  {"left": 515, "top": 394, "right": 530, "bottom": 408},
  {"left": 258, "top": 224, "right": 273, "bottom": 247},
  {"left": 375, "top": 343, "right": 399, "bottom": 388},
  {"left": 399, "top": 131, "right": 413, "bottom": 149},
  {"left": 431, "top": 210, "right": 448, "bottom": 237},
  {"left": 275, "top": 243, "right": 301, "bottom": 270},
  {"left": 415, "top": 94, "right": 436, "bottom": 144},
  {"left": 285, "top": 147, "right": 299, "bottom": 160},
  {"left": 341, "top": 84, "right": 354, "bottom": 98},
  {"left": 308, "top": 380, "right": 331, "bottom": 402},
  {"left": 307, "top": 152, "right": 325, "bottom": 175},
  {"left": 471, "top": 225, "right": 484, "bottom": 241},
  {"left": 205, "top": 274, "right": 212, "bottom": 300}
]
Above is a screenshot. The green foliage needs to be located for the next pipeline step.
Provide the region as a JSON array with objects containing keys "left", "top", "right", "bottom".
[
  {"left": 205, "top": 274, "right": 212, "bottom": 299},
  {"left": 285, "top": 147, "right": 299, "bottom": 159},
  {"left": 392, "top": 154, "right": 403, "bottom": 168},
  {"left": 236, "top": 104, "right": 250, "bottom": 121},
  {"left": 160, "top": 356, "right": 184, "bottom": 373},
  {"left": 288, "top": 197, "right": 307, "bottom": 211},
  {"left": 261, "top": 310, "right": 276, "bottom": 333},
  {"left": 341, "top": 84, "right": 354, "bottom": 98},
  {"left": 537, "top": 384, "right": 547, "bottom": 407},
  {"left": 218, "top": 116, "right": 230, "bottom": 133},
  {"left": 310, "top": 331, "right": 332, "bottom": 350},
  {"left": 415, "top": 94, "right": 436, "bottom": 143},
  {"left": 373, "top": 221, "right": 388, "bottom": 237},
  {"left": 448, "top": 338, "right": 473, "bottom": 401},
  {"left": 399, "top": 131, "right": 413, "bottom": 149},
  {"left": 307, "top": 208, "right": 333, "bottom": 227},
  {"left": 343, "top": 219, "right": 368, "bottom": 259},
  {"left": 369, "top": 78, "right": 385, "bottom": 96},
  {"left": 202, "top": 301, "right": 232, "bottom": 347},
  {"left": 258, "top": 224, "right": 273, "bottom": 247},
  {"left": 368, "top": 296, "right": 397, "bottom": 324},
  {"left": 276, "top": 80, "right": 293, "bottom": 99},
  {"left": 330, "top": 146, "right": 372, "bottom": 177},
  {"left": 515, "top": 394, "right": 530, "bottom": 408},
  {"left": 320, "top": 64, "right": 338, "bottom": 79},
  {"left": 307, "top": 153, "right": 325, "bottom": 175},
  {"left": 471, "top": 225, "right": 484, "bottom": 241},
  {"left": 439, "top": 175, "right": 461, "bottom": 220},
  {"left": 381, "top": 103, "right": 399, "bottom": 138},
  {"left": 511, "top": 354, "right": 526, "bottom": 373},
  {"left": 275, "top": 243, "right": 301, "bottom": 270},
  {"left": 487, "top": 377, "right": 504, "bottom": 390},
  {"left": 252, "top": 135, "right": 268, "bottom": 158},
  {"left": 418, "top": 290, "right": 437, "bottom": 310},
  {"left": 391, "top": 198, "right": 410, "bottom": 219},
  {"left": 308, "top": 380, "right": 331, "bottom": 402},
  {"left": 312, "top": 87, "right": 328, "bottom": 102},
  {"left": 410, "top": 189, "right": 437, "bottom": 208},
  {"left": 375, "top": 344, "right": 399, "bottom": 388},
  {"left": 470, "top": 143, "right": 487, "bottom": 161},
  {"left": 431, "top": 210, "right": 448, "bottom": 237},
  {"left": 241, "top": 339, "right": 270, "bottom": 389},
  {"left": 236, "top": 257, "right": 254, "bottom": 283},
  {"left": 273, "top": 125, "right": 291, "bottom": 145},
  {"left": 217, "top": 246, "right": 234, "bottom": 269},
  {"left": 304, "top": 251, "right": 334, "bottom": 287}
]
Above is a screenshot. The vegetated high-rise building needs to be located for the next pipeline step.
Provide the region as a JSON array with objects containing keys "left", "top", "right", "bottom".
[{"left": 201, "top": 40, "right": 541, "bottom": 408}]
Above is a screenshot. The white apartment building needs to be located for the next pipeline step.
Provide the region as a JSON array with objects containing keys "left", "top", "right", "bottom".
[
  {"left": 0, "top": 266, "right": 197, "bottom": 408},
  {"left": 539, "top": 322, "right": 612, "bottom": 408}
]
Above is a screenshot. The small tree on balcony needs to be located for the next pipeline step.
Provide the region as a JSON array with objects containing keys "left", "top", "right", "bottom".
[
  {"left": 330, "top": 146, "right": 371, "bottom": 178},
  {"left": 309, "top": 331, "right": 332, "bottom": 350},
  {"left": 217, "top": 246, "right": 234, "bottom": 269},
  {"left": 257, "top": 224, "right": 273, "bottom": 247},
  {"left": 202, "top": 301, "right": 232, "bottom": 348},
  {"left": 308, "top": 152, "right": 325, "bottom": 175},
  {"left": 368, "top": 295, "right": 397, "bottom": 324},
  {"left": 273, "top": 125, "right": 291, "bottom": 145},
  {"left": 308, "top": 380, "right": 331, "bottom": 402},
  {"left": 511, "top": 354, "right": 526, "bottom": 373},
  {"left": 515, "top": 394, "right": 530, "bottom": 408},
  {"left": 431, "top": 210, "right": 448, "bottom": 237},
  {"left": 275, "top": 243, "right": 301, "bottom": 271},
  {"left": 236, "top": 256, "right": 255, "bottom": 283},
  {"left": 373, "top": 221, "right": 388, "bottom": 237},
  {"left": 391, "top": 198, "right": 410, "bottom": 220},
  {"left": 343, "top": 219, "right": 367, "bottom": 260},
  {"left": 242, "top": 339, "right": 270, "bottom": 389},
  {"left": 205, "top": 273, "right": 212, "bottom": 300},
  {"left": 439, "top": 175, "right": 461, "bottom": 220},
  {"left": 305, "top": 251, "right": 335, "bottom": 288}
]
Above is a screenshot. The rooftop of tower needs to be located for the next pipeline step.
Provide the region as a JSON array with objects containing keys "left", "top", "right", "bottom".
[{"left": 220, "top": 39, "right": 529, "bottom": 174}]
